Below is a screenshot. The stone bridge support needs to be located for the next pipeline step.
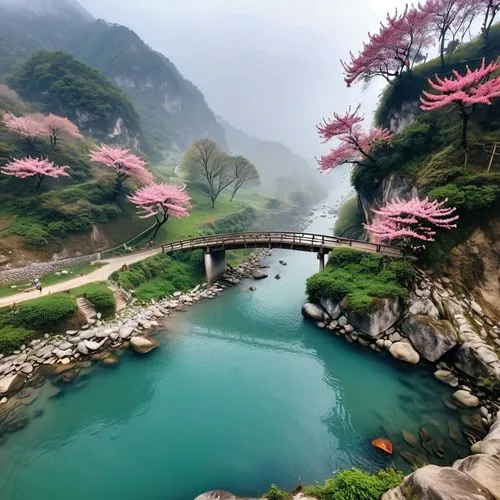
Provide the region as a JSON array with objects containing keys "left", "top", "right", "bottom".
[
  {"left": 204, "top": 248, "right": 226, "bottom": 282},
  {"left": 317, "top": 252, "right": 326, "bottom": 272}
]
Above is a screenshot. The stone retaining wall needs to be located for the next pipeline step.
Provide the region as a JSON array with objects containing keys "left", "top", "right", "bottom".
[{"left": 0, "top": 253, "right": 100, "bottom": 285}]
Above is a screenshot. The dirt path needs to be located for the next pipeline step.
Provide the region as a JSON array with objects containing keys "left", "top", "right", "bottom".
[{"left": 0, "top": 248, "right": 162, "bottom": 308}]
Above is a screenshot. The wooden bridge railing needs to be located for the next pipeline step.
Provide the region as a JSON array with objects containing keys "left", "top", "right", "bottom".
[{"left": 161, "top": 231, "right": 407, "bottom": 259}]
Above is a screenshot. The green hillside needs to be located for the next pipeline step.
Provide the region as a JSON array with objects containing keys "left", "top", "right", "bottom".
[{"left": 6, "top": 51, "right": 143, "bottom": 146}]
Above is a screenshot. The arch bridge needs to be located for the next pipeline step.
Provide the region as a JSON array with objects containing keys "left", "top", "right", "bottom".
[{"left": 161, "top": 231, "right": 408, "bottom": 282}]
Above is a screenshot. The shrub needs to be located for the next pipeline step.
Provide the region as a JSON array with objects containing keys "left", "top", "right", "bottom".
[
  {"left": 0, "top": 326, "right": 35, "bottom": 353},
  {"left": 266, "top": 484, "right": 290, "bottom": 500},
  {"left": 305, "top": 468, "right": 404, "bottom": 500},
  {"left": 0, "top": 293, "right": 77, "bottom": 330},
  {"left": 306, "top": 249, "right": 414, "bottom": 312},
  {"left": 73, "top": 283, "right": 116, "bottom": 317},
  {"left": 428, "top": 183, "right": 499, "bottom": 211}
]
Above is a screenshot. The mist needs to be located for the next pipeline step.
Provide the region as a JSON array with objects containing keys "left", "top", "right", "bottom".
[{"left": 76, "top": 0, "right": 402, "bottom": 161}]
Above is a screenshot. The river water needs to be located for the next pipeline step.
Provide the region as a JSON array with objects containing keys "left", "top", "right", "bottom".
[{"left": 0, "top": 189, "right": 479, "bottom": 500}]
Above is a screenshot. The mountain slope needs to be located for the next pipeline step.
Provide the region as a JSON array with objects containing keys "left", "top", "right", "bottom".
[
  {"left": 0, "top": 0, "right": 227, "bottom": 159},
  {"left": 220, "top": 119, "right": 327, "bottom": 199}
]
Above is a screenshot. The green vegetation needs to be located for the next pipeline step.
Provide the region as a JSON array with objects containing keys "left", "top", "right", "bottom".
[
  {"left": 0, "top": 326, "right": 35, "bottom": 353},
  {"left": 265, "top": 484, "right": 290, "bottom": 500},
  {"left": 334, "top": 197, "right": 365, "bottom": 239},
  {"left": 70, "top": 283, "right": 116, "bottom": 318},
  {"left": 0, "top": 293, "right": 77, "bottom": 332},
  {"left": 110, "top": 251, "right": 204, "bottom": 302},
  {"left": 306, "top": 249, "right": 414, "bottom": 312},
  {"left": 0, "top": 262, "right": 103, "bottom": 298},
  {"left": 6, "top": 51, "right": 142, "bottom": 143},
  {"left": 304, "top": 468, "right": 404, "bottom": 500}
]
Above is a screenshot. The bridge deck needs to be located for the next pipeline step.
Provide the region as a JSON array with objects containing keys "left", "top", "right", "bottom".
[{"left": 161, "top": 231, "right": 408, "bottom": 259}]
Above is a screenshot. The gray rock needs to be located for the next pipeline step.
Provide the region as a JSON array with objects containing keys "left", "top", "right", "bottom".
[
  {"left": 0, "top": 373, "right": 26, "bottom": 395},
  {"left": 389, "top": 342, "right": 420, "bottom": 364},
  {"left": 110, "top": 333, "right": 119, "bottom": 341},
  {"left": 58, "top": 341, "right": 73, "bottom": 351},
  {"left": 138, "top": 319, "right": 152, "bottom": 329},
  {"left": 470, "top": 301, "right": 484, "bottom": 317},
  {"left": 77, "top": 342, "right": 89, "bottom": 355},
  {"left": 453, "top": 454, "right": 500, "bottom": 497},
  {"left": 12, "top": 353, "right": 27, "bottom": 365},
  {"left": 319, "top": 298, "right": 341, "bottom": 320},
  {"left": 0, "top": 362, "right": 13, "bottom": 376},
  {"left": 65, "top": 330, "right": 79, "bottom": 336},
  {"left": 195, "top": 491, "right": 260, "bottom": 500},
  {"left": 119, "top": 326, "right": 135, "bottom": 339},
  {"left": 455, "top": 342, "right": 500, "bottom": 384},
  {"left": 453, "top": 390, "right": 480, "bottom": 408},
  {"left": 19, "top": 363, "right": 34, "bottom": 374},
  {"left": 376, "top": 339, "right": 385, "bottom": 349},
  {"left": 301, "top": 303, "right": 325, "bottom": 322},
  {"left": 383, "top": 339, "right": 393, "bottom": 349},
  {"left": 173, "top": 291, "right": 182, "bottom": 298},
  {"left": 36, "top": 345, "right": 55, "bottom": 358},
  {"left": 338, "top": 316, "right": 348, "bottom": 327},
  {"left": 402, "top": 315, "right": 457, "bottom": 362},
  {"left": 52, "top": 348, "right": 73, "bottom": 359},
  {"left": 409, "top": 296, "right": 440, "bottom": 319},
  {"left": 84, "top": 340, "right": 105, "bottom": 351},
  {"left": 346, "top": 297, "right": 402, "bottom": 338},
  {"left": 434, "top": 370, "right": 459, "bottom": 387},
  {"left": 94, "top": 329, "right": 110, "bottom": 338},
  {"left": 68, "top": 336, "right": 82, "bottom": 345},
  {"left": 344, "top": 324, "right": 354, "bottom": 334}
]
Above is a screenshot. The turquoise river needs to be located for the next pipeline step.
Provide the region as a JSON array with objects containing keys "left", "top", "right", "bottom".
[{"left": 0, "top": 190, "right": 479, "bottom": 499}]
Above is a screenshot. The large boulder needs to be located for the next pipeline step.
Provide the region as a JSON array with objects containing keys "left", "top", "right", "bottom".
[
  {"left": 471, "top": 413, "right": 500, "bottom": 456},
  {"left": 453, "top": 455, "right": 500, "bottom": 497},
  {"left": 346, "top": 297, "right": 402, "bottom": 338},
  {"left": 0, "top": 373, "right": 26, "bottom": 396},
  {"left": 252, "top": 270, "right": 268, "bottom": 280},
  {"left": 453, "top": 389, "right": 480, "bottom": 408},
  {"left": 402, "top": 315, "right": 457, "bottom": 362},
  {"left": 319, "top": 298, "right": 341, "bottom": 320},
  {"left": 130, "top": 336, "right": 159, "bottom": 354},
  {"left": 302, "top": 303, "right": 325, "bottom": 322},
  {"left": 408, "top": 296, "right": 440, "bottom": 319},
  {"left": 382, "top": 465, "right": 495, "bottom": 499},
  {"left": 454, "top": 342, "right": 500, "bottom": 384},
  {"left": 389, "top": 342, "right": 420, "bottom": 365}
]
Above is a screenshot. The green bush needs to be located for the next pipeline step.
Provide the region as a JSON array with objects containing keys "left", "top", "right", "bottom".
[
  {"left": 0, "top": 293, "right": 77, "bottom": 330},
  {"left": 72, "top": 283, "right": 116, "bottom": 317},
  {"left": 306, "top": 249, "right": 414, "bottom": 312},
  {"left": 266, "top": 484, "right": 290, "bottom": 500},
  {"left": 428, "top": 182, "right": 499, "bottom": 211},
  {"left": 0, "top": 326, "right": 35, "bottom": 353},
  {"left": 305, "top": 468, "right": 404, "bottom": 500}
]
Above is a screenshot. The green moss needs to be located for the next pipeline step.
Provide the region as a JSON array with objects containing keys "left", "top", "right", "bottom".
[
  {"left": 265, "top": 484, "right": 291, "bottom": 500},
  {"left": 305, "top": 468, "right": 404, "bottom": 500},
  {"left": 306, "top": 249, "right": 414, "bottom": 312},
  {"left": 0, "top": 326, "right": 36, "bottom": 353}
]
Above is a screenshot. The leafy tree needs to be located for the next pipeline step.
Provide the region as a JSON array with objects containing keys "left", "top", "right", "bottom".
[
  {"left": 229, "top": 156, "right": 259, "bottom": 201},
  {"left": 480, "top": 0, "right": 500, "bottom": 39},
  {"left": 182, "top": 139, "right": 235, "bottom": 208},
  {"left": 128, "top": 183, "right": 191, "bottom": 241}
]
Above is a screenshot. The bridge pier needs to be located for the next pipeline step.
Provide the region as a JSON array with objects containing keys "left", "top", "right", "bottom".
[
  {"left": 317, "top": 252, "right": 325, "bottom": 272},
  {"left": 204, "top": 248, "right": 226, "bottom": 282}
]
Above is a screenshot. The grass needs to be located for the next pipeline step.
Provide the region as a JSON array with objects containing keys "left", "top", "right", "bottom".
[
  {"left": 70, "top": 282, "right": 116, "bottom": 318},
  {"left": 0, "top": 262, "right": 104, "bottom": 298},
  {"left": 306, "top": 248, "right": 415, "bottom": 312}
]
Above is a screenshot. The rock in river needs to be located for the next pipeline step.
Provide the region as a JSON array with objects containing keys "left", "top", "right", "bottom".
[
  {"left": 302, "top": 303, "right": 325, "bottom": 322},
  {"left": 434, "top": 369, "right": 459, "bottom": 388},
  {"left": 130, "top": 336, "right": 160, "bottom": 354},
  {"left": 453, "top": 390, "right": 480, "bottom": 408},
  {"left": 402, "top": 315, "right": 457, "bottom": 362},
  {"left": 389, "top": 342, "right": 420, "bottom": 365},
  {"left": 252, "top": 270, "right": 268, "bottom": 280},
  {"left": 0, "top": 373, "right": 26, "bottom": 396},
  {"left": 346, "top": 297, "right": 402, "bottom": 338}
]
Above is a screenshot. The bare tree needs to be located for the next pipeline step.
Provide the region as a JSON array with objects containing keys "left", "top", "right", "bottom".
[
  {"left": 184, "top": 139, "right": 235, "bottom": 208},
  {"left": 229, "top": 156, "right": 260, "bottom": 202}
]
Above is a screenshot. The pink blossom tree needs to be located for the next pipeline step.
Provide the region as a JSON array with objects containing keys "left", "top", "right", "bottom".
[
  {"left": 341, "top": 5, "right": 433, "bottom": 87},
  {"left": 0, "top": 156, "right": 70, "bottom": 192},
  {"left": 364, "top": 196, "right": 459, "bottom": 248},
  {"left": 128, "top": 183, "right": 191, "bottom": 241},
  {"left": 2, "top": 111, "right": 44, "bottom": 146},
  {"left": 479, "top": 0, "right": 500, "bottom": 39},
  {"left": 420, "top": 0, "right": 481, "bottom": 67},
  {"left": 316, "top": 105, "right": 392, "bottom": 172},
  {"left": 42, "top": 114, "right": 83, "bottom": 149},
  {"left": 420, "top": 58, "right": 500, "bottom": 166},
  {"left": 89, "top": 144, "right": 153, "bottom": 197}
]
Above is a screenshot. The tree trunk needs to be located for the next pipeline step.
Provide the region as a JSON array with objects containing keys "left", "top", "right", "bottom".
[
  {"left": 35, "top": 175, "right": 44, "bottom": 193},
  {"left": 211, "top": 197, "right": 216, "bottom": 209},
  {"left": 461, "top": 112, "right": 470, "bottom": 170},
  {"left": 439, "top": 35, "right": 446, "bottom": 67}
]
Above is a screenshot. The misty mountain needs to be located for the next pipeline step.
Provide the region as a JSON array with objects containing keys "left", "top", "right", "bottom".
[
  {"left": 220, "top": 118, "right": 327, "bottom": 199},
  {"left": 0, "top": 0, "right": 226, "bottom": 159}
]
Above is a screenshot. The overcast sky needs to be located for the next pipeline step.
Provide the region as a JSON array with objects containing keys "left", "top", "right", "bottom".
[{"left": 78, "top": 0, "right": 401, "bottom": 160}]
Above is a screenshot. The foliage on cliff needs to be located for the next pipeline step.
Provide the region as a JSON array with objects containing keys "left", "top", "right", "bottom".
[
  {"left": 306, "top": 249, "right": 414, "bottom": 312},
  {"left": 334, "top": 197, "right": 365, "bottom": 239},
  {"left": 6, "top": 51, "right": 142, "bottom": 144}
]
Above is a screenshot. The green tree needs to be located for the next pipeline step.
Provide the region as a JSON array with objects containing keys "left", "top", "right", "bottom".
[
  {"left": 182, "top": 139, "right": 234, "bottom": 208},
  {"left": 229, "top": 155, "right": 259, "bottom": 201}
]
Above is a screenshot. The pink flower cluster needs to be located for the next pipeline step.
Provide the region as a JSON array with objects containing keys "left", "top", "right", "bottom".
[
  {"left": 1, "top": 157, "right": 70, "bottom": 179},
  {"left": 316, "top": 106, "right": 392, "bottom": 172},
  {"left": 364, "top": 196, "right": 459, "bottom": 243},
  {"left": 128, "top": 183, "right": 191, "bottom": 219},
  {"left": 421, "top": 58, "right": 500, "bottom": 110}
]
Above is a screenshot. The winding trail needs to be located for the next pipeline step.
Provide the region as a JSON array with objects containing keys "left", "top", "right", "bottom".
[{"left": 0, "top": 248, "right": 161, "bottom": 308}]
